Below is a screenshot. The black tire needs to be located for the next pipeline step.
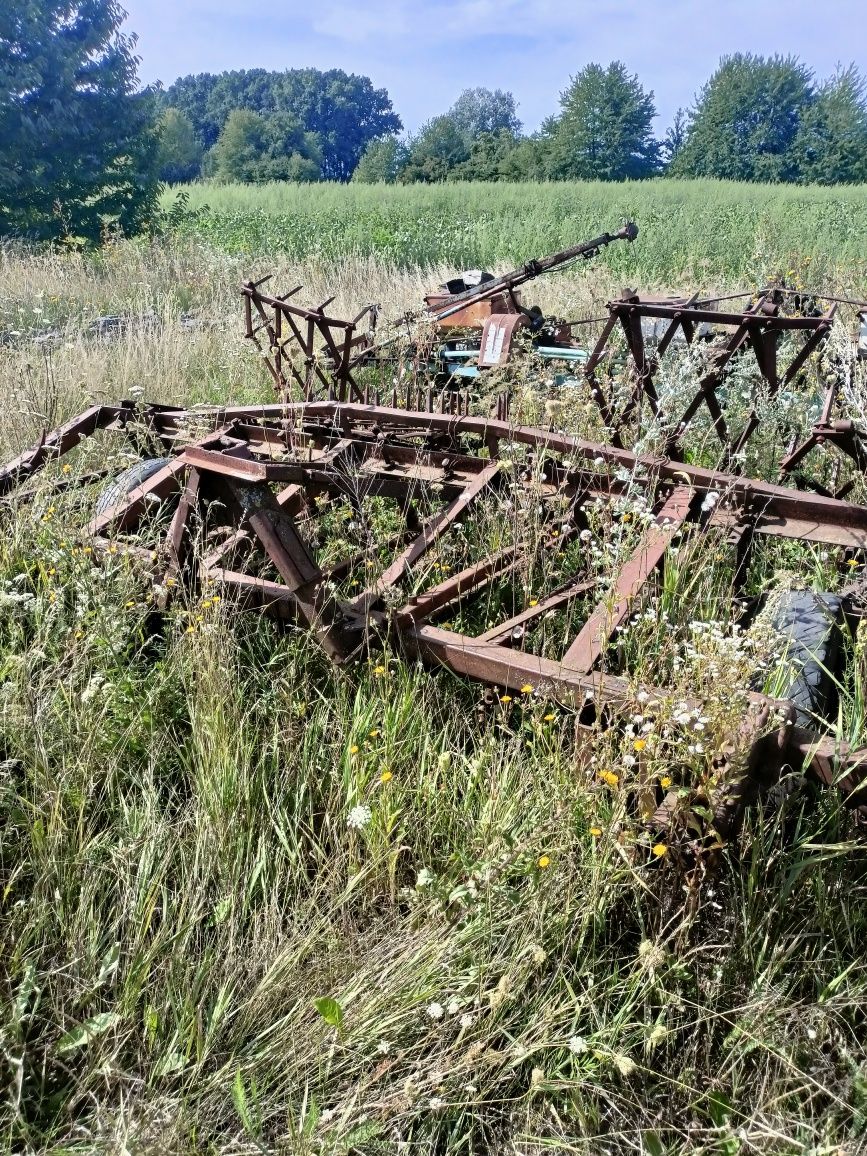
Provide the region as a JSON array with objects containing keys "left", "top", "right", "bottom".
[
  {"left": 768, "top": 591, "right": 845, "bottom": 727},
  {"left": 95, "top": 457, "right": 170, "bottom": 516},
  {"left": 759, "top": 591, "right": 846, "bottom": 815}
]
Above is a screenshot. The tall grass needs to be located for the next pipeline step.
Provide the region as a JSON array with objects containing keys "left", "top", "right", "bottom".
[
  {"left": 2, "top": 236, "right": 867, "bottom": 1154},
  {"left": 164, "top": 179, "right": 867, "bottom": 291}
]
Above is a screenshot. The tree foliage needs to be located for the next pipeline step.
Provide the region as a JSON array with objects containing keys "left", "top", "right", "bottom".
[
  {"left": 673, "top": 54, "right": 815, "bottom": 183},
  {"left": 448, "top": 88, "right": 521, "bottom": 142},
  {"left": 352, "top": 136, "right": 408, "bottom": 183},
  {"left": 547, "top": 62, "right": 660, "bottom": 180},
  {"left": 163, "top": 68, "right": 401, "bottom": 181},
  {"left": 401, "top": 116, "right": 469, "bottom": 183},
  {"left": 0, "top": 0, "right": 160, "bottom": 242},
  {"left": 794, "top": 66, "right": 867, "bottom": 185},
  {"left": 157, "top": 108, "right": 203, "bottom": 183},
  {"left": 209, "top": 109, "right": 321, "bottom": 183}
]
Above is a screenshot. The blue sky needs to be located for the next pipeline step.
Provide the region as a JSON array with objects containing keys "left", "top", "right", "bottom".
[{"left": 124, "top": 0, "right": 866, "bottom": 135}]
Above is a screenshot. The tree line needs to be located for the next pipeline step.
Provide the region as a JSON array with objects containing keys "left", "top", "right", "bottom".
[{"left": 3, "top": 0, "right": 867, "bottom": 244}]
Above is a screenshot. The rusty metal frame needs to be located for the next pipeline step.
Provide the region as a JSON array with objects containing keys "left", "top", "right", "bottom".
[
  {"left": 3, "top": 398, "right": 867, "bottom": 842},
  {"left": 584, "top": 290, "right": 839, "bottom": 466}
]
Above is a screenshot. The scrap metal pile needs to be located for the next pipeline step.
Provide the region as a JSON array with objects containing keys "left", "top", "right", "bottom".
[{"left": 3, "top": 221, "right": 867, "bottom": 843}]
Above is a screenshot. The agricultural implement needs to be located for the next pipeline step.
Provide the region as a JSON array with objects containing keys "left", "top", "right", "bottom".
[{"left": 3, "top": 222, "right": 867, "bottom": 848}]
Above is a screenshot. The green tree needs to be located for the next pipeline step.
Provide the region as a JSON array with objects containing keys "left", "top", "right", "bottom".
[
  {"left": 157, "top": 108, "right": 203, "bottom": 183},
  {"left": 448, "top": 88, "right": 521, "bottom": 142},
  {"left": 673, "top": 54, "right": 815, "bottom": 182},
  {"left": 352, "top": 136, "right": 408, "bottom": 183},
  {"left": 401, "top": 116, "right": 469, "bottom": 183},
  {"left": 450, "top": 129, "right": 519, "bottom": 181},
  {"left": 795, "top": 65, "right": 867, "bottom": 185},
  {"left": 0, "top": 0, "right": 160, "bottom": 242},
  {"left": 547, "top": 62, "right": 660, "bottom": 180},
  {"left": 661, "top": 108, "right": 688, "bottom": 167},
  {"left": 209, "top": 109, "right": 320, "bottom": 183},
  {"left": 164, "top": 68, "right": 401, "bottom": 180}
]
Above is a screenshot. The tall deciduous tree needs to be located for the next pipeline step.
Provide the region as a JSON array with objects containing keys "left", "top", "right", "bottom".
[
  {"left": 209, "top": 109, "right": 320, "bottom": 183},
  {"left": 0, "top": 0, "right": 160, "bottom": 242},
  {"left": 157, "top": 108, "right": 203, "bottom": 183},
  {"left": 352, "top": 136, "right": 408, "bottom": 183},
  {"left": 673, "top": 54, "right": 815, "bottom": 182},
  {"left": 548, "top": 62, "right": 660, "bottom": 180},
  {"left": 401, "top": 116, "right": 469, "bottom": 183},
  {"left": 164, "top": 68, "right": 402, "bottom": 180},
  {"left": 795, "top": 65, "right": 867, "bottom": 185},
  {"left": 448, "top": 88, "right": 521, "bottom": 143}
]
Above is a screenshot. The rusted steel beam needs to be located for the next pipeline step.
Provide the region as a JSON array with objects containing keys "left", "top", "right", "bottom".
[
  {"left": 0, "top": 404, "right": 133, "bottom": 496},
  {"left": 477, "top": 575, "right": 599, "bottom": 644},
  {"left": 562, "top": 487, "right": 695, "bottom": 672},
  {"left": 393, "top": 545, "right": 521, "bottom": 626},
  {"left": 347, "top": 460, "right": 502, "bottom": 616}
]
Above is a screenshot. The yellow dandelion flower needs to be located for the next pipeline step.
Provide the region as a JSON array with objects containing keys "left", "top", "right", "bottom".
[
  {"left": 62, "top": 463, "right": 71, "bottom": 475},
  {"left": 847, "top": 558, "right": 860, "bottom": 568},
  {"left": 651, "top": 843, "right": 668, "bottom": 858},
  {"left": 201, "top": 599, "right": 212, "bottom": 609},
  {"left": 186, "top": 625, "right": 196, "bottom": 634},
  {"left": 369, "top": 729, "right": 380, "bottom": 738},
  {"left": 74, "top": 630, "right": 83, "bottom": 640},
  {"left": 380, "top": 769, "right": 393, "bottom": 783},
  {"left": 500, "top": 694, "right": 513, "bottom": 703},
  {"left": 125, "top": 600, "right": 135, "bottom": 609},
  {"left": 599, "top": 770, "right": 620, "bottom": 788},
  {"left": 544, "top": 713, "right": 556, "bottom": 722},
  {"left": 47, "top": 568, "right": 56, "bottom": 576},
  {"left": 520, "top": 683, "right": 534, "bottom": 694},
  {"left": 212, "top": 595, "right": 220, "bottom": 603},
  {"left": 528, "top": 599, "right": 539, "bottom": 607},
  {"left": 660, "top": 775, "right": 672, "bottom": 788},
  {"left": 590, "top": 826, "right": 603, "bottom": 837},
  {"left": 633, "top": 738, "right": 646, "bottom": 752},
  {"left": 350, "top": 744, "right": 360, "bottom": 755},
  {"left": 537, "top": 855, "right": 551, "bottom": 869},
  {"left": 373, "top": 664, "right": 387, "bottom": 677}
]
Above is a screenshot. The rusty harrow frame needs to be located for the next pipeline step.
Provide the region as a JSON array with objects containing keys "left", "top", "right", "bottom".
[
  {"left": 587, "top": 288, "right": 867, "bottom": 496},
  {"left": 2, "top": 396, "right": 867, "bottom": 840}
]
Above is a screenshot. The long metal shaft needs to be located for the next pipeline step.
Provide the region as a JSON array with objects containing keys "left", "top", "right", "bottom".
[{"left": 429, "top": 221, "right": 639, "bottom": 323}]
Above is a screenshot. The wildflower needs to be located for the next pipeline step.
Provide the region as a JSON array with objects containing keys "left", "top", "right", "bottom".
[
  {"left": 373, "top": 664, "right": 388, "bottom": 676},
  {"left": 377, "top": 1039, "right": 391, "bottom": 1054},
  {"left": 590, "top": 826, "right": 602, "bottom": 837},
  {"left": 125, "top": 600, "right": 135, "bottom": 609},
  {"left": 599, "top": 770, "right": 619, "bottom": 788},
  {"left": 459, "top": 1013, "right": 473, "bottom": 1029},
  {"left": 544, "top": 713, "right": 556, "bottom": 722},
  {"left": 847, "top": 558, "right": 860, "bottom": 568},
  {"left": 347, "top": 804, "right": 372, "bottom": 830},
  {"left": 369, "top": 729, "right": 380, "bottom": 738},
  {"left": 429, "top": 1096, "right": 445, "bottom": 1110},
  {"left": 651, "top": 843, "right": 668, "bottom": 858},
  {"left": 185, "top": 625, "right": 196, "bottom": 634},
  {"left": 427, "top": 1002, "right": 445, "bottom": 1020},
  {"left": 528, "top": 599, "right": 538, "bottom": 607},
  {"left": 633, "top": 738, "right": 646, "bottom": 752},
  {"left": 569, "top": 1035, "right": 588, "bottom": 1055},
  {"left": 447, "top": 999, "right": 460, "bottom": 1015},
  {"left": 537, "top": 854, "right": 551, "bottom": 869},
  {"left": 660, "top": 776, "right": 672, "bottom": 789},
  {"left": 349, "top": 744, "right": 360, "bottom": 755},
  {"left": 416, "top": 868, "right": 434, "bottom": 888},
  {"left": 500, "top": 694, "right": 512, "bottom": 703},
  {"left": 613, "top": 1053, "right": 635, "bottom": 1076},
  {"left": 62, "top": 463, "right": 71, "bottom": 474},
  {"left": 379, "top": 769, "right": 393, "bottom": 784},
  {"left": 520, "top": 683, "right": 534, "bottom": 694}
]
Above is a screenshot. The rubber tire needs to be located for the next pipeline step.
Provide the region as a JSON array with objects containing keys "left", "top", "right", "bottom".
[
  {"left": 95, "top": 457, "right": 170, "bottom": 516},
  {"left": 768, "top": 591, "right": 845, "bottom": 727}
]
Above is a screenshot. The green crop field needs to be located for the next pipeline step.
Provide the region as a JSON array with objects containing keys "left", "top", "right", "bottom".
[
  {"left": 2, "top": 208, "right": 867, "bottom": 1154},
  {"left": 165, "top": 178, "right": 867, "bottom": 290}
]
